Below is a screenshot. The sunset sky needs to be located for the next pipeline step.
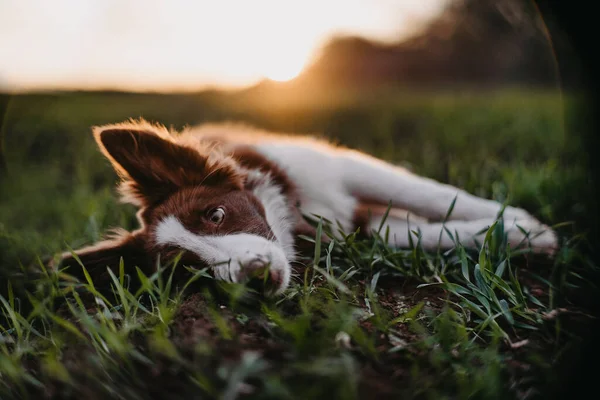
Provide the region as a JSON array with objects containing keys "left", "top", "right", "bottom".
[{"left": 0, "top": 0, "right": 447, "bottom": 92}]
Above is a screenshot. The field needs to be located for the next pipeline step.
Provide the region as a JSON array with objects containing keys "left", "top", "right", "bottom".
[{"left": 0, "top": 87, "right": 597, "bottom": 399}]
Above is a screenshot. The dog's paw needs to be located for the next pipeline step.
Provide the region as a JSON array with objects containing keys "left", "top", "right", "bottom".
[
  {"left": 501, "top": 206, "right": 536, "bottom": 223},
  {"left": 212, "top": 250, "right": 291, "bottom": 295},
  {"left": 506, "top": 219, "right": 559, "bottom": 257}
]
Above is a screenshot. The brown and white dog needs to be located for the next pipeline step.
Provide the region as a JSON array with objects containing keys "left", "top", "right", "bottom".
[{"left": 56, "top": 119, "right": 558, "bottom": 295}]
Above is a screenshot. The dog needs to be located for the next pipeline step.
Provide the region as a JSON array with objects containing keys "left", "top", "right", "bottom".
[{"left": 55, "top": 119, "right": 558, "bottom": 295}]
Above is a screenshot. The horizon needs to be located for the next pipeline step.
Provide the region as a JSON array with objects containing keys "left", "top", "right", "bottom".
[{"left": 0, "top": 0, "right": 448, "bottom": 93}]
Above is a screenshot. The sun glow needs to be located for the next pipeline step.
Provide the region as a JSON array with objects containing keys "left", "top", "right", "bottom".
[
  {"left": 261, "top": 45, "right": 312, "bottom": 82},
  {"left": 264, "top": 61, "right": 306, "bottom": 82},
  {"left": 0, "top": 0, "right": 447, "bottom": 91}
]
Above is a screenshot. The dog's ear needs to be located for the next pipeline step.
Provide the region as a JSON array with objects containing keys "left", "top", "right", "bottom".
[
  {"left": 93, "top": 123, "right": 243, "bottom": 206},
  {"left": 53, "top": 233, "right": 150, "bottom": 288}
]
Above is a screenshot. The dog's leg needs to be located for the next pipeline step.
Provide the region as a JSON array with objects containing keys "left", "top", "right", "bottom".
[
  {"left": 339, "top": 149, "right": 535, "bottom": 223},
  {"left": 359, "top": 207, "right": 558, "bottom": 255}
]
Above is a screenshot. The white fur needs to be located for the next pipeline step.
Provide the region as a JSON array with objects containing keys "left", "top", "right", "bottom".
[
  {"left": 253, "top": 139, "right": 557, "bottom": 254},
  {"left": 245, "top": 169, "right": 296, "bottom": 261},
  {"left": 367, "top": 214, "right": 557, "bottom": 254},
  {"left": 154, "top": 215, "right": 291, "bottom": 293},
  {"left": 256, "top": 142, "right": 358, "bottom": 235},
  {"left": 181, "top": 123, "right": 557, "bottom": 254},
  {"left": 338, "top": 149, "right": 533, "bottom": 222},
  {"left": 256, "top": 142, "right": 531, "bottom": 224}
]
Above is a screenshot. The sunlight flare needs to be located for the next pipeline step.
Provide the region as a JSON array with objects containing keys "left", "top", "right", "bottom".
[{"left": 0, "top": 0, "right": 447, "bottom": 91}]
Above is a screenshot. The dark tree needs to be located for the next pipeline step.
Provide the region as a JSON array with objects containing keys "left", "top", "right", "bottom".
[{"left": 298, "top": 0, "right": 558, "bottom": 88}]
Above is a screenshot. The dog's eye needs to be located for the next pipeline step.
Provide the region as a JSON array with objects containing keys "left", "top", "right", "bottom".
[{"left": 208, "top": 207, "right": 226, "bottom": 225}]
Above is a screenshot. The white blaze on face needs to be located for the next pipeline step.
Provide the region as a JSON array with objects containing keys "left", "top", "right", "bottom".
[
  {"left": 154, "top": 215, "right": 291, "bottom": 294},
  {"left": 245, "top": 170, "right": 296, "bottom": 261}
]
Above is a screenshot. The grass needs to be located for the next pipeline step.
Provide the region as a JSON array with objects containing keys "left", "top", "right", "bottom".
[{"left": 0, "top": 87, "right": 597, "bottom": 399}]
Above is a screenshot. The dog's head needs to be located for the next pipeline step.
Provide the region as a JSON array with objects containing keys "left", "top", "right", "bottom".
[{"left": 57, "top": 121, "right": 294, "bottom": 296}]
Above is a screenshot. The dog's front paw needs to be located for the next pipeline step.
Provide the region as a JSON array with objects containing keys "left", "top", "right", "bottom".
[{"left": 212, "top": 250, "right": 291, "bottom": 295}]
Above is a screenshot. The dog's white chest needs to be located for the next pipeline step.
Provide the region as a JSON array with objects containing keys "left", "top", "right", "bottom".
[{"left": 255, "top": 142, "right": 357, "bottom": 233}]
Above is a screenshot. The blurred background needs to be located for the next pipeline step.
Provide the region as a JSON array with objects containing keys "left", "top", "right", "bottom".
[{"left": 0, "top": 0, "right": 590, "bottom": 278}]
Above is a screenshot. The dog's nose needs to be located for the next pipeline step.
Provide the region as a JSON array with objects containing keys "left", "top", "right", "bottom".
[{"left": 241, "top": 256, "right": 281, "bottom": 294}]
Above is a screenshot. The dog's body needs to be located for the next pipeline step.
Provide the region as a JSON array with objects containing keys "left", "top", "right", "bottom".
[{"left": 57, "top": 120, "right": 558, "bottom": 295}]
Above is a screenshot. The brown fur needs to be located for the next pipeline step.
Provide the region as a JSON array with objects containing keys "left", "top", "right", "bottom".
[
  {"left": 148, "top": 186, "right": 275, "bottom": 239},
  {"left": 94, "top": 122, "right": 243, "bottom": 208},
  {"left": 55, "top": 120, "right": 313, "bottom": 291}
]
